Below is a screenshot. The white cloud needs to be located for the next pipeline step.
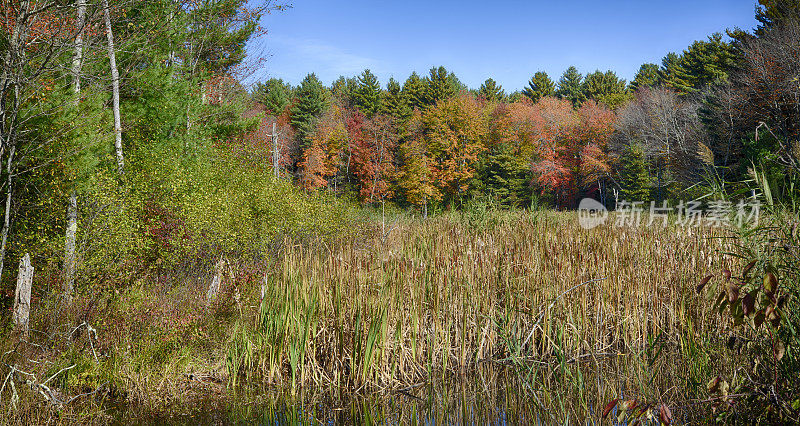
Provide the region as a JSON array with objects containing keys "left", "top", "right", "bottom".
[{"left": 271, "top": 35, "right": 381, "bottom": 76}]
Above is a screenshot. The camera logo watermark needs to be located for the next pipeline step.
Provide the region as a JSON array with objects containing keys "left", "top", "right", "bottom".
[
  {"left": 578, "top": 198, "right": 609, "bottom": 230},
  {"left": 578, "top": 198, "right": 761, "bottom": 230}
]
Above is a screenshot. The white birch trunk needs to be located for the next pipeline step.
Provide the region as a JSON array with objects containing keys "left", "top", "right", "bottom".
[
  {"left": 102, "top": 0, "right": 124, "bottom": 175},
  {"left": 64, "top": 0, "right": 85, "bottom": 300},
  {"left": 63, "top": 193, "right": 77, "bottom": 300},
  {"left": 71, "top": 0, "right": 86, "bottom": 102},
  {"left": 0, "top": 1, "right": 28, "bottom": 285},
  {"left": 272, "top": 123, "right": 279, "bottom": 178}
]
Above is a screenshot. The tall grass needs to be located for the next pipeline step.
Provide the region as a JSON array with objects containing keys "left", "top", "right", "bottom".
[
  {"left": 225, "top": 211, "right": 737, "bottom": 409},
  {"left": 0, "top": 210, "right": 743, "bottom": 422}
]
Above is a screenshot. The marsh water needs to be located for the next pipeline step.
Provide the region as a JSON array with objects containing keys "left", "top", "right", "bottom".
[
  {"left": 113, "top": 372, "right": 547, "bottom": 425},
  {"left": 111, "top": 362, "right": 694, "bottom": 425}
]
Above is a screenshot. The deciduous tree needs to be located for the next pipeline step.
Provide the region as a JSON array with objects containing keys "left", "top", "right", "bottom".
[
  {"left": 417, "top": 95, "right": 488, "bottom": 203},
  {"left": 352, "top": 114, "right": 398, "bottom": 203},
  {"left": 397, "top": 133, "right": 437, "bottom": 212},
  {"left": 615, "top": 87, "right": 711, "bottom": 196},
  {"left": 530, "top": 99, "right": 614, "bottom": 208},
  {"left": 297, "top": 106, "right": 346, "bottom": 191}
]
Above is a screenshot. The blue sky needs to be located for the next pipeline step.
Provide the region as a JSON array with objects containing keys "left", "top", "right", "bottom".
[{"left": 247, "top": 1, "right": 759, "bottom": 92}]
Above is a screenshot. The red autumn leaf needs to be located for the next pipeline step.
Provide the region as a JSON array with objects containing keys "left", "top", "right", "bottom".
[
  {"left": 658, "top": 404, "right": 673, "bottom": 425},
  {"left": 602, "top": 398, "right": 619, "bottom": 419},
  {"left": 742, "top": 260, "right": 757, "bottom": 279},
  {"left": 742, "top": 290, "right": 756, "bottom": 316},
  {"left": 697, "top": 275, "right": 713, "bottom": 293},
  {"left": 707, "top": 376, "right": 721, "bottom": 393}
]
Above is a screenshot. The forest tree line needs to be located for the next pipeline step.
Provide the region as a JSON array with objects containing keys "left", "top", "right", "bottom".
[{"left": 249, "top": 1, "right": 800, "bottom": 211}]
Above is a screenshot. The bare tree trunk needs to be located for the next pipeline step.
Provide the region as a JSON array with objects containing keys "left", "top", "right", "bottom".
[
  {"left": 102, "top": 0, "right": 124, "bottom": 175},
  {"left": 0, "top": 146, "right": 16, "bottom": 282},
  {"left": 63, "top": 193, "right": 77, "bottom": 301},
  {"left": 272, "top": 123, "right": 280, "bottom": 178},
  {"left": 13, "top": 253, "right": 33, "bottom": 338},
  {"left": 71, "top": 0, "right": 87, "bottom": 103},
  {"left": 0, "top": 1, "right": 29, "bottom": 284}
]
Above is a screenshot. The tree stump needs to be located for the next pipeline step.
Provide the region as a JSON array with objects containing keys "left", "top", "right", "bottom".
[
  {"left": 13, "top": 253, "right": 33, "bottom": 337},
  {"left": 206, "top": 259, "right": 225, "bottom": 302}
]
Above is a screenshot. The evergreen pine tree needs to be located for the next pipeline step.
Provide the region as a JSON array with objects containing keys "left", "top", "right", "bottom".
[
  {"left": 582, "top": 70, "right": 630, "bottom": 110},
  {"left": 660, "top": 52, "right": 694, "bottom": 94},
  {"left": 483, "top": 144, "right": 530, "bottom": 207},
  {"left": 618, "top": 145, "right": 651, "bottom": 202},
  {"left": 290, "top": 73, "right": 330, "bottom": 148},
  {"left": 252, "top": 78, "right": 292, "bottom": 114},
  {"left": 184, "top": 0, "right": 262, "bottom": 76},
  {"left": 381, "top": 78, "right": 412, "bottom": 133},
  {"left": 402, "top": 72, "right": 427, "bottom": 110},
  {"left": 630, "top": 63, "right": 661, "bottom": 91},
  {"left": 421, "top": 66, "right": 459, "bottom": 106},
  {"left": 478, "top": 78, "right": 506, "bottom": 103},
  {"left": 331, "top": 75, "right": 357, "bottom": 107},
  {"left": 556, "top": 66, "right": 586, "bottom": 107},
  {"left": 352, "top": 69, "right": 382, "bottom": 117},
  {"left": 678, "top": 34, "right": 736, "bottom": 91},
  {"left": 522, "top": 71, "right": 556, "bottom": 102}
]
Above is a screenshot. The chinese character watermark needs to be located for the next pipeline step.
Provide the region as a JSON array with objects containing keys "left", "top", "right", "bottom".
[{"left": 577, "top": 198, "right": 761, "bottom": 230}]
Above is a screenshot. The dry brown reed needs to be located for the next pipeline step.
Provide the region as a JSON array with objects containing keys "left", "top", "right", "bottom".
[{"left": 230, "top": 211, "right": 737, "bottom": 404}]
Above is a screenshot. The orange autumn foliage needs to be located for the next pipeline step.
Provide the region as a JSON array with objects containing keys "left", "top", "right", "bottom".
[
  {"left": 298, "top": 105, "right": 348, "bottom": 191},
  {"left": 414, "top": 95, "right": 489, "bottom": 201},
  {"left": 530, "top": 99, "right": 615, "bottom": 208},
  {"left": 351, "top": 112, "right": 398, "bottom": 204}
]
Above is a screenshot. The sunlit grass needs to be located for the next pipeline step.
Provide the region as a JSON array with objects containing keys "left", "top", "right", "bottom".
[{"left": 224, "top": 210, "right": 739, "bottom": 419}]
